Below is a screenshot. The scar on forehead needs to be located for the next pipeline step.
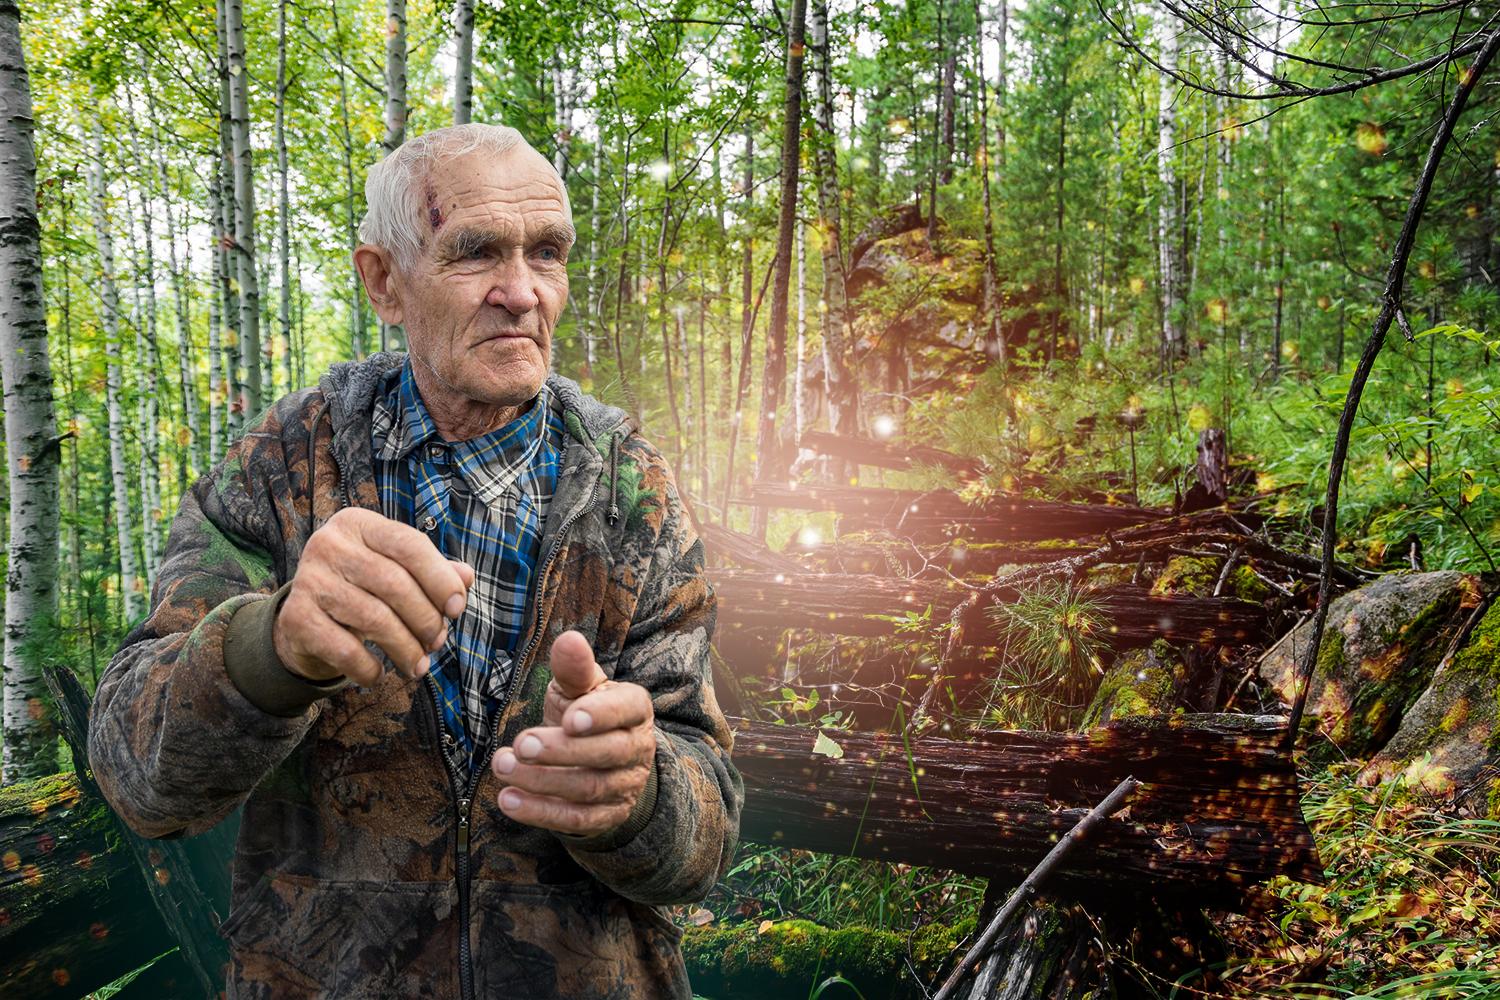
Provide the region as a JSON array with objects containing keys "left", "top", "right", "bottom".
[{"left": 425, "top": 181, "right": 444, "bottom": 232}]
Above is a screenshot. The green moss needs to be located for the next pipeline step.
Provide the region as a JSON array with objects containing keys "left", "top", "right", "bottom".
[
  {"left": 1450, "top": 600, "right": 1500, "bottom": 680},
  {"left": 1315, "top": 627, "right": 1347, "bottom": 681},
  {"left": 0, "top": 770, "right": 82, "bottom": 815},
  {"left": 1228, "top": 564, "right": 1272, "bottom": 602},
  {"left": 1150, "top": 556, "right": 1222, "bottom": 598},
  {"left": 1081, "top": 645, "right": 1177, "bottom": 728},
  {"left": 683, "top": 917, "right": 976, "bottom": 1000}
]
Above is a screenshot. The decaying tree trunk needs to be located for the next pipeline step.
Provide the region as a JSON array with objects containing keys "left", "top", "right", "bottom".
[
  {"left": 731, "top": 714, "right": 1319, "bottom": 903},
  {"left": 743, "top": 483, "right": 1165, "bottom": 540},
  {"left": 710, "top": 569, "right": 1271, "bottom": 647},
  {"left": 799, "top": 429, "right": 985, "bottom": 478},
  {"left": 0, "top": 773, "right": 179, "bottom": 999}
]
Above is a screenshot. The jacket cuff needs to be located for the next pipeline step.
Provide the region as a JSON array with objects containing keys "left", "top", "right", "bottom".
[
  {"left": 223, "top": 581, "right": 353, "bottom": 718},
  {"left": 556, "top": 749, "right": 660, "bottom": 852}
]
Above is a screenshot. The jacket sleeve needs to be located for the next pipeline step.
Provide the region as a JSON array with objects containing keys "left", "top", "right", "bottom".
[
  {"left": 554, "top": 445, "right": 744, "bottom": 906},
  {"left": 86, "top": 397, "right": 351, "bottom": 840}
]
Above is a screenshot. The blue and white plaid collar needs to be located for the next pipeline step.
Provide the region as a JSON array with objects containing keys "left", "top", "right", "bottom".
[{"left": 373, "top": 358, "right": 550, "bottom": 506}]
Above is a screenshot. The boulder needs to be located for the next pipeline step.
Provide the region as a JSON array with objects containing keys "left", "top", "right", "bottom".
[
  {"left": 1259, "top": 571, "right": 1483, "bottom": 758},
  {"left": 1368, "top": 594, "right": 1500, "bottom": 816}
]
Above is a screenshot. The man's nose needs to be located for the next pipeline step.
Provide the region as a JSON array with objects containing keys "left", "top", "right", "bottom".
[{"left": 484, "top": 256, "right": 540, "bottom": 315}]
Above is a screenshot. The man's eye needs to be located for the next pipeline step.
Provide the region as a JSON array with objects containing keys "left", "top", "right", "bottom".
[
  {"left": 462, "top": 245, "right": 489, "bottom": 260},
  {"left": 535, "top": 245, "right": 560, "bottom": 262}
]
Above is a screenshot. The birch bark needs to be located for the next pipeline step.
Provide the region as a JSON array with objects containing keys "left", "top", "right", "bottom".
[{"left": 0, "top": 0, "right": 60, "bottom": 781}]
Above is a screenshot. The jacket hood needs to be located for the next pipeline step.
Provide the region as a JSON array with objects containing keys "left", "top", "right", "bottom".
[{"left": 316, "top": 351, "right": 638, "bottom": 520}]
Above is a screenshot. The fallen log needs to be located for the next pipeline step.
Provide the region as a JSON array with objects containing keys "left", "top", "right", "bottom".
[
  {"left": 730, "top": 713, "right": 1321, "bottom": 906},
  {"left": 43, "top": 665, "right": 238, "bottom": 998},
  {"left": 709, "top": 570, "right": 1272, "bottom": 648},
  {"left": 737, "top": 484, "right": 1164, "bottom": 541},
  {"left": 0, "top": 773, "right": 177, "bottom": 999},
  {"left": 697, "top": 519, "right": 805, "bottom": 573},
  {"left": 798, "top": 430, "right": 986, "bottom": 478}
]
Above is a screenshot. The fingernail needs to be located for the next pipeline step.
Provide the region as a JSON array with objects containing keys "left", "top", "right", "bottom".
[
  {"left": 500, "top": 789, "right": 522, "bottom": 811},
  {"left": 572, "top": 710, "right": 592, "bottom": 734},
  {"left": 431, "top": 626, "right": 448, "bottom": 652},
  {"left": 445, "top": 594, "right": 464, "bottom": 618},
  {"left": 517, "top": 734, "right": 543, "bottom": 759},
  {"left": 493, "top": 750, "right": 516, "bottom": 775},
  {"left": 415, "top": 655, "right": 429, "bottom": 676}
]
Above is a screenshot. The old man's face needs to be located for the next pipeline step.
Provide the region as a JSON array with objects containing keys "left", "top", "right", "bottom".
[{"left": 363, "top": 142, "right": 574, "bottom": 420}]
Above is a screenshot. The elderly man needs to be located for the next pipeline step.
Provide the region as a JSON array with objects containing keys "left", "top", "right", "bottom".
[{"left": 87, "top": 123, "right": 742, "bottom": 999}]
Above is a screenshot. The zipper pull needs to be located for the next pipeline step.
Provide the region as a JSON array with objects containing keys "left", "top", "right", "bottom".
[{"left": 457, "top": 797, "right": 471, "bottom": 852}]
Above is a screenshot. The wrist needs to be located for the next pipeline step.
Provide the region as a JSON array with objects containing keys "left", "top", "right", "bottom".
[{"left": 272, "top": 591, "right": 342, "bottom": 683}]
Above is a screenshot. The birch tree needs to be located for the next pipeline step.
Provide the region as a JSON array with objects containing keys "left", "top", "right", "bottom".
[
  {"left": 0, "top": 0, "right": 60, "bottom": 782},
  {"left": 453, "top": 0, "right": 474, "bottom": 125},
  {"left": 225, "top": 0, "right": 262, "bottom": 413},
  {"left": 89, "top": 122, "right": 143, "bottom": 628},
  {"left": 276, "top": 0, "right": 294, "bottom": 390}
]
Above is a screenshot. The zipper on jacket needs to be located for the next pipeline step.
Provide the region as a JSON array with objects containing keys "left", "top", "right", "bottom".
[
  {"left": 331, "top": 408, "right": 616, "bottom": 1000},
  {"left": 450, "top": 470, "right": 603, "bottom": 1000}
]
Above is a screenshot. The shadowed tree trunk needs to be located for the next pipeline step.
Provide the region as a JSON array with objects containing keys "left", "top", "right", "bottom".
[
  {"left": 810, "top": 0, "right": 859, "bottom": 481},
  {"left": 0, "top": 0, "right": 61, "bottom": 782},
  {"left": 750, "top": 0, "right": 808, "bottom": 541}
]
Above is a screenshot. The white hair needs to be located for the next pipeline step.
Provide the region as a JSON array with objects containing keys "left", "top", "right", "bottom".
[{"left": 358, "top": 123, "right": 570, "bottom": 268}]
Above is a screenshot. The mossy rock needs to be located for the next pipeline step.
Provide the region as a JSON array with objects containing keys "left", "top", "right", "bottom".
[
  {"left": 1080, "top": 641, "right": 1183, "bottom": 728},
  {"left": 682, "top": 917, "right": 974, "bottom": 1000},
  {"left": 1368, "top": 595, "right": 1500, "bottom": 816},
  {"left": 1258, "top": 571, "right": 1483, "bottom": 759}
]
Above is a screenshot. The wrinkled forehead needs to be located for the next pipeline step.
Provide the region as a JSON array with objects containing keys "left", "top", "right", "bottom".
[{"left": 421, "top": 147, "right": 572, "bottom": 235}]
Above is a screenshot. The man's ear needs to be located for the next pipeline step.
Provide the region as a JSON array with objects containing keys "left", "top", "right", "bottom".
[{"left": 353, "top": 244, "right": 405, "bottom": 326}]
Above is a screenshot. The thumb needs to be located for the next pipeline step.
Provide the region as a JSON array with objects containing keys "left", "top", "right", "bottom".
[
  {"left": 449, "top": 559, "right": 476, "bottom": 590},
  {"left": 547, "top": 630, "right": 606, "bottom": 700}
]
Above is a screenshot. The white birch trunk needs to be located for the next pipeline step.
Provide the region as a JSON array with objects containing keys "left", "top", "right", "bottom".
[
  {"left": 225, "top": 0, "right": 261, "bottom": 414},
  {"left": 0, "top": 2, "right": 60, "bottom": 781},
  {"left": 1156, "top": 10, "right": 1184, "bottom": 362},
  {"left": 453, "top": 0, "right": 474, "bottom": 125},
  {"left": 90, "top": 123, "right": 144, "bottom": 627},
  {"left": 122, "top": 86, "right": 163, "bottom": 584},
  {"left": 277, "top": 0, "right": 294, "bottom": 390},
  {"left": 380, "top": 0, "right": 408, "bottom": 354},
  {"left": 207, "top": 173, "right": 224, "bottom": 465}
]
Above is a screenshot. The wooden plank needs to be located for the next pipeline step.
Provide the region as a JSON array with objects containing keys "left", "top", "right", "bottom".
[{"left": 730, "top": 714, "right": 1321, "bottom": 906}]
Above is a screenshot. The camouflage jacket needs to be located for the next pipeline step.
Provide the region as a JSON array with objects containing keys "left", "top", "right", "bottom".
[{"left": 87, "top": 352, "right": 743, "bottom": 1000}]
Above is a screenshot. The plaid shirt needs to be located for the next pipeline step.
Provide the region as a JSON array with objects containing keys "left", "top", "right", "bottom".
[{"left": 371, "top": 359, "right": 565, "bottom": 781}]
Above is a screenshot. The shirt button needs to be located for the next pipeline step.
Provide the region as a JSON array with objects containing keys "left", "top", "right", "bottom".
[
  {"left": 421, "top": 514, "right": 438, "bottom": 532},
  {"left": 428, "top": 443, "right": 444, "bottom": 460}
]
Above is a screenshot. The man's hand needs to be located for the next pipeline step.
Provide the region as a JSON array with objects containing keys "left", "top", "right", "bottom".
[
  {"left": 273, "top": 507, "right": 475, "bottom": 685},
  {"left": 491, "top": 630, "right": 656, "bottom": 837}
]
